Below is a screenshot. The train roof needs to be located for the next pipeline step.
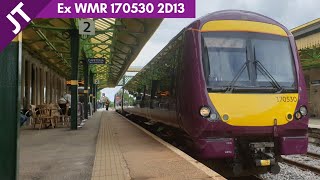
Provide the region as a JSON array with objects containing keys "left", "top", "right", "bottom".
[
  {"left": 124, "top": 10, "right": 291, "bottom": 90},
  {"left": 195, "top": 10, "right": 290, "bottom": 34}
]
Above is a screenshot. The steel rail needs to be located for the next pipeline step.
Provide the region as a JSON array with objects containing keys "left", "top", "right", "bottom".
[
  {"left": 306, "top": 152, "right": 320, "bottom": 159},
  {"left": 282, "top": 156, "right": 320, "bottom": 175}
]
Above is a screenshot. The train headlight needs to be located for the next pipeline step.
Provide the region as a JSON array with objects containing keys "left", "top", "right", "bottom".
[
  {"left": 295, "top": 111, "right": 302, "bottom": 120},
  {"left": 299, "top": 106, "right": 308, "bottom": 116},
  {"left": 200, "top": 106, "right": 211, "bottom": 117}
]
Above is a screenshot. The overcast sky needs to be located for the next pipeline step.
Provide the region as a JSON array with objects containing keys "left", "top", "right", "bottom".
[{"left": 102, "top": 0, "right": 320, "bottom": 100}]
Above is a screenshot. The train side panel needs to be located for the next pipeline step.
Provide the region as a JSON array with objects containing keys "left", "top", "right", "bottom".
[{"left": 121, "top": 39, "right": 183, "bottom": 127}]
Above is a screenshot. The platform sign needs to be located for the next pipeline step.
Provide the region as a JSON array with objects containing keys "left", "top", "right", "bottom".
[
  {"left": 87, "top": 58, "right": 105, "bottom": 64},
  {"left": 78, "top": 19, "right": 95, "bottom": 35}
]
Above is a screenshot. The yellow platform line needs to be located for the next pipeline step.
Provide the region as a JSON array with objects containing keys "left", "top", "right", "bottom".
[{"left": 91, "top": 112, "right": 130, "bottom": 180}]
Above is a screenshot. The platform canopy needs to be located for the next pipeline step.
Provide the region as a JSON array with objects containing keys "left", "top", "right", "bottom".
[
  {"left": 22, "top": 18, "right": 162, "bottom": 88},
  {"left": 291, "top": 18, "right": 320, "bottom": 69}
]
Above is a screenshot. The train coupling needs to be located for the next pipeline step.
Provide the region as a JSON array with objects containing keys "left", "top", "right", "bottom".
[
  {"left": 250, "top": 142, "right": 276, "bottom": 166},
  {"left": 250, "top": 142, "right": 280, "bottom": 174}
]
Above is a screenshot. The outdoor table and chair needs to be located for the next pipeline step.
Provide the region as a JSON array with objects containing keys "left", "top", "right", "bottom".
[{"left": 29, "top": 104, "right": 70, "bottom": 130}]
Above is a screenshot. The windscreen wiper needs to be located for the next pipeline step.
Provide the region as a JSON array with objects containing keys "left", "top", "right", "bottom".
[
  {"left": 253, "top": 47, "right": 283, "bottom": 93},
  {"left": 226, "top": 46, "right": 249, "bottom": 93},
  {"left": 226, "top": 62, "right": 248, "bottom": 93}
]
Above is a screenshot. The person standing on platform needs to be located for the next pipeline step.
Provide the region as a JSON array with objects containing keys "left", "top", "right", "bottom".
[
  {"left": 59, "top": 91, "right": 71, "bottom": 116},
  {"left": 100, "top": 93, "right": 107, "bottom": 108},
  {"left": 63, "top": 92, "right": 71, "bottom": 116},
  {"left": 105, "top": 97, "right": 110, "bottom": 111},
  {"left": 58, "top": 95, "right": 67, "bottom": 115}
]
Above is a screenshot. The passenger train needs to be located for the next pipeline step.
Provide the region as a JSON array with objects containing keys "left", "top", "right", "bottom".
[{"left": 115, "top": 10, "right": 309, "bottom": 175}]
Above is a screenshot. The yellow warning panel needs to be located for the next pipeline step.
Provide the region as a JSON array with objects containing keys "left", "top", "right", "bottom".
[{"left": 260, "top": 160, "right": 271, "bottom": 166}]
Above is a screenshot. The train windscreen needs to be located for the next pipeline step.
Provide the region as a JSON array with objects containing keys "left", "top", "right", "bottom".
[{"left": 201, "top": 32, "right": 297, "bottom": 92}]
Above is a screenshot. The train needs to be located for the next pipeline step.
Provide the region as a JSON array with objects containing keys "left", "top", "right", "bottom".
[{"left": 115, "top": 10, "right": 309, "bottom": 176}]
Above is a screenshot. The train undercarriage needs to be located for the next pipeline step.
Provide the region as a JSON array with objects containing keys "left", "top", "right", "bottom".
[
  {"left": 228, "top": 138, "right": 281, "bottom": 176},
  {"left": 195, "top": 136, "right": 282, "bottom": 177}
]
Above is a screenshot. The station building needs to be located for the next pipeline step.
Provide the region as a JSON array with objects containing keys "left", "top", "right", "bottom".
[{"left": 291, "top": 18, "right": 320, "bottom": 117}]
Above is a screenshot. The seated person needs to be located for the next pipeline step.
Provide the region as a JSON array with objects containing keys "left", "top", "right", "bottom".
[{"left": 20, "top": 109, "right": 31, "bottom": 126}]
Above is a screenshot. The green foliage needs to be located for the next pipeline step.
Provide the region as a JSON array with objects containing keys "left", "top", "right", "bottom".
[
  {"left": 299, "top": 47, "right": 320, "bottom": 70},
  {"left": 123, "top": 91, "right": 135, "bottom": 106}
]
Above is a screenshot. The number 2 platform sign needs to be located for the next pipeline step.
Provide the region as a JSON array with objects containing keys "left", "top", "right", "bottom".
[{"left": 79, "top": 19, "right": 95, "bottom": 35}]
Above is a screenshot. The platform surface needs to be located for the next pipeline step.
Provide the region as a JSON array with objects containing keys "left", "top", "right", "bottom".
[
  {"left": 19, "top": 111, "right": 101, "bottom": 180},
  {"left": 19, "top": 110, "right": 224, "bottom": 180},
  {"left": 91, "top": 111, "right": 224, "bottom": 180},
  {"left": 309, "top": 118, "right": 320, "bottom": 128}
]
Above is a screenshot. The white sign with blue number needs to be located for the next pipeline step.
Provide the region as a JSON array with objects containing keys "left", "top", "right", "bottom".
[{"left": 78, "top": 19, "right": 95, "bottom": 35}]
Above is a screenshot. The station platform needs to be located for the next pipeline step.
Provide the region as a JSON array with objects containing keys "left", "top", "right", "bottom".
[
  {"left": 19, "top": 110, "right": 224, "bottom": 180},
  {"left": 309, "top": 118, "right": 320, "bottom": 129},
  {"left": 91, "top": 111, "right": 224, "bottom": 180}
]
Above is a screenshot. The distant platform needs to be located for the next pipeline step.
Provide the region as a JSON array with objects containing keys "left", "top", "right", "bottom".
[{"left": 309, "top": 118, "right": 320, "bottom": 129}]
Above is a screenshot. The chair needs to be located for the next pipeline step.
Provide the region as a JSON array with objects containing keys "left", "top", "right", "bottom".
[
  {"left": 29, "top": 105, "right": 39, "bottom": 127},
  {"left": 35, "top": 105, "right": 55, "bottom": 129},
  {"left": 50, "top": 103, "right": 64, "bottom": 127},
  {"left": 31, "top": 105, "right": 45, "bottom": 129}
]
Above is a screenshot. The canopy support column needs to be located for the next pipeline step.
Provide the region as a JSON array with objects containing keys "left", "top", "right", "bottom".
[
  {"left": 121, "top": 76, "right": 125, "bottom": 111},
  {"left": 94, "top": 84, "right": 97, "bottom": 112},
  {"left": 25, "top": 60, "right": 31, "bottom": 106},
  {"left": 0, "top": 33, "right": 22, "bottom": 180},
  {"left": 70, "top": 28, "right": 79, "bottom": 130},
  {"left": 89, "top": 70, "right": 94, "bottom": 115},
  {"left": 83, "top": 60, "right": 89, "bottom": 119}
]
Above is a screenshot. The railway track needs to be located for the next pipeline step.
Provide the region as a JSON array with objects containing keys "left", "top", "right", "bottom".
[
  {"left": 306, "top": 151, "right": 320, "bottom": 159},
  {"left": 308, "top": 128, "right": 320, "bottom": 145},
  {"left": 282, "top": 155, "right": 320, "bottom": 175},
  {"left": 228, "top": 175, "right": 263, "bottom": 180}
]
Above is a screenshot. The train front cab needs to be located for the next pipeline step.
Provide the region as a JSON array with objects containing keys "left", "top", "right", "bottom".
[{"left": 183, "top": 16, "right": 309, "bottom": 174}]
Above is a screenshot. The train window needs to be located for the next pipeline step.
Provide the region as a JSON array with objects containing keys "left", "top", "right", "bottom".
[
  {"left": 202, "top": 37, "right": 210, "bottom": 84},
  {"left": 142, "top": 85, "right": 146, "bottom": 100},
  {"left": 136, "top": 95, "right": 142, "bottom": 101},
  {"left": 151, "top": 80, "right": 160, "bottom": 99},
  {"left": 204, "top": 37, "right": 245, "bottom": 48},
  {"left": 202, "top": 32, "right": 297, "bottom": 91},
  {"left": 252, "top": 37, "right": 296, "bottom": 88},
  {"left": 203, "top": 34, "right": 249, "bottom": 85}
]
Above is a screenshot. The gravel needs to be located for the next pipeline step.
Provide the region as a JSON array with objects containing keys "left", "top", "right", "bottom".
[
  {"left": 309, "top": 143, "right": 320, "bottom": 154},
  {"left": 259, "top": 163, "right": 320, "bottom": 180},
  {"left": 259, "top": 143, "right": 320, "bottom": 179},
  {"left": 283, "top": 154, "right": 320, "bottom": 168}
]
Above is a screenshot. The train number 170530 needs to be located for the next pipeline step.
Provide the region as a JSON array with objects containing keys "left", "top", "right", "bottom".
[{"left": 276, "top": 96, "right": 298, "bottom": 102}]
